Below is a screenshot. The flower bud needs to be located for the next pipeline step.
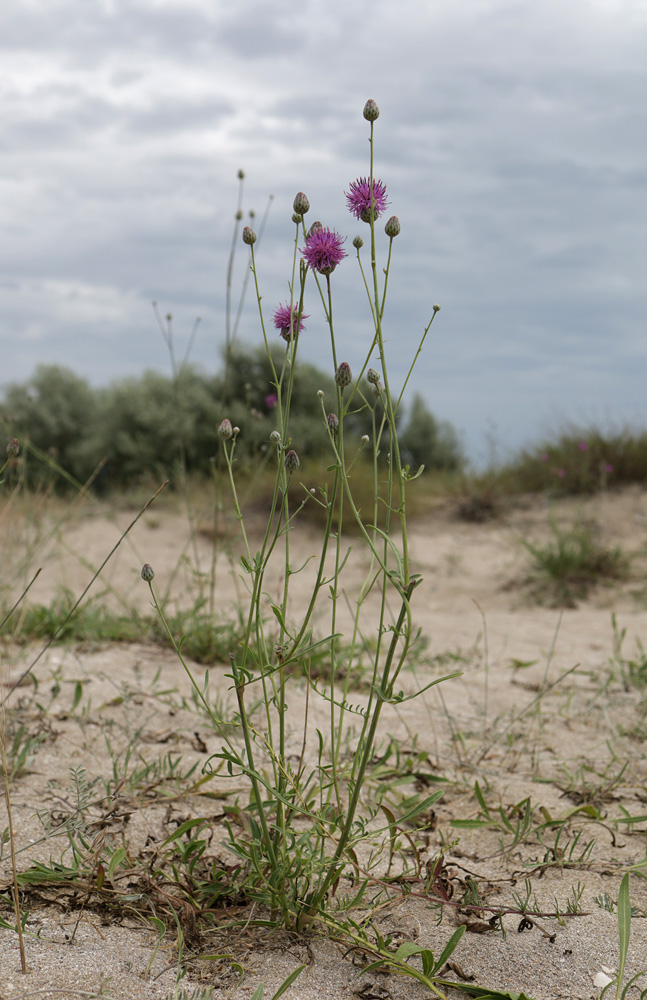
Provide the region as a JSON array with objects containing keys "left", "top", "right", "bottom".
[
  {"left": 433, "top": 303, "right": 441, "bottom": 313},
  {"left": 317, "top": 389, "right": 324, "bottom": 399},
  {"left": 218, "top": 418, "right": 233, "bottom": 440},
  {"left": 292, "top": 212, "right": 302, "bottom": 224},
  {"left": 6, "top": 438, "right": 19, "bottom": 457},
  {"left": 361, "top": 434, "right": 369, "bottom": 445},
  {"left": 293, "top": 192, "right": 310, "bottom": 215},
  {"left": 307, "top": 220, "right": 323, "bottom": 238},
  {"left": 327, "top": 413, "right": 339, "bottom": 433},
  {"left": 385, "top": 216, "right": 401, "bottom": 238},
  {"left": 270, "top": 430, "right": 281, "bottom": 445},
  {"left": 363, "top": 99, "right": 380, "bottom": 121},
  {"left": 242, "top": 226, "right": 257, "bottom": 245},
  {"left": 335, "top": 362, "right": 352, "bottom": 388},
  {"left": 141, "top": 564, "right": 155, "bottom": 582},
  {"left": 366, "top": 368, "right": 380, "bottom": 384},
  {"left": 284, "top": 449, "right": 300, "bottom": 472},
  {"left": 352, "top": 235, "right": 364, "bottom": 249},
  {"left": 233, "top": 426, "right": 240, "bottom": 437},
  {"left": 238, "top": 168, "right": 245, "bottom": 179}
]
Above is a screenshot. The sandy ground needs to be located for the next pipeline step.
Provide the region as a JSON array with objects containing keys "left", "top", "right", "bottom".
[{"left": 1, "top": 485, "right": 647, "bottom": 1000}]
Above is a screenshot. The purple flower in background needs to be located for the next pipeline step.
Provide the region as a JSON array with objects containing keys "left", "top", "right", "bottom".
[
  {"left": 345, "top": 177, "right": 389, "bottom": 222},
  {"left": 554, "top": 468, "right": 566, "bottom": 478},
  {"left": 604, "top": 463, "right": 614, "bottom": 474},
  {"left": 578, "top": 441, "right": 588, "bottom": 452},
  {"left": 265, "top": 393, "right": 278, "bottom": 410},
  {"left": 539, "top": 453, "right": 548, "bottom": 462},
  {"left": 301, "top": 227, "right": 348, "bottom": 275},
  {"left": 272, "top": 303, "right": 309, "bottom": 342}
]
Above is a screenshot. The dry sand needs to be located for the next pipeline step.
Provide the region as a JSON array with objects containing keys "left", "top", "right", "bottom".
[{"left": 2, "top": 486, "right": 647, "bottom": 1000}]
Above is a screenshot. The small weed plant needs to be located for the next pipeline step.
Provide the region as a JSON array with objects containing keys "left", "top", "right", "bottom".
[
  {"left": 521, "top": 519, "right": 629, "bottom": 606},
  {"left": 141, "top": 101, "right": 465, "bottom": 986}
]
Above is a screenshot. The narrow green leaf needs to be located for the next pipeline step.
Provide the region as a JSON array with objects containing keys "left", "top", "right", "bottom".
[
  {"left": 160, "top": 817, "right": 207, "bottom": 848},
  {"left": 107, "top": 847, "right": 127, "bottom": 883},
  {"left": 432, "top": 924, "right": 466, "bottom": 974},
  {"left": 270, "top": 964, "right": 306, "bottom": 1000},
  {"left": 616, "top": 873, "right": 631, "bottom": 1000},
  {"left": 397, "top": 790, "right": 444, "bottom": 826}
]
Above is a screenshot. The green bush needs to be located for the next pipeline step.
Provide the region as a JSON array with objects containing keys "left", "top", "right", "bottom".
[
  {"left": 1, "top": 351, "right": 463, "bottom": 491},
  {"left": 3, "top": 365, "right": 100, "bottom": 484},
  {"left": 400, "top": 392, "right": 464, "bottom": 472}
]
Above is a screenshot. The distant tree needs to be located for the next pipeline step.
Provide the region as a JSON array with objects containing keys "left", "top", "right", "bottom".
[
  {"left": 3, "top": 365, "right": 99, "bottom": 483},
  {"left": 400, "top": 392, "right": 463, "bottom": 472}
]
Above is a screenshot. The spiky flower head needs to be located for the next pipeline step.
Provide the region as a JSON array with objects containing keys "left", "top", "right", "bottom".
[
  {"left": 327, "top": 413, "right": 339, "bottom": 433},
  {"left": 352, "top": 235, "right": 364, "bottom": 249},
  {"left": 141, "top": 563, "right": 155, "bottom": 582},
  {"left": 284, "top": 449, "right": 300, "bottom": 472},
  {"left": 273, "top": 302, "right": 309, "bottom": 343},
  {"left": 6, "top": 438, "right": 19, "bottom": 457},
  {"left": 366, "top": 368, "right": 381, "bottom": 385},
  {"left": 345, "top": 177, "right": 388, "bottom": 223},
  {"left": 335, "top": 362, "right": 352, "bottom": 388},
  {"left": 301, "top": 227, "right": 347, "bottom": 276},
  {"left": 363, "top": 99, "right": 380, "bottom": 121},
  {"left": 242, "top": 226, "right": 257, "bottom": 245},
  {"left": 293, "top": 192, "right": 310, "bottom": 215},
  {"left": 385, "top": 216, "right": 401, "bottom": 238},
  {"left": 218, "top": 418, "right": 233, "bottom": 440}
]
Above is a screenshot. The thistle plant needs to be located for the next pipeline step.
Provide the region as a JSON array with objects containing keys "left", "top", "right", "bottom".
[{"left": 146, "top": 100, "right": 449, "bottom": 947}]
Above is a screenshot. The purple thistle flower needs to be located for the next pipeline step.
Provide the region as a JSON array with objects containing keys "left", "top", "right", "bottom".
[
  {"left": 578, "top": 440, "right": 588, "bottom": 452},
  {"left": 345, "top": 177, "right": 389, "bottom": 223},
  {"left": 301, "top": 227, "right": 348, "bottom": 276},
  {"left": 265, "top": 393, "right": 278, "bottom": 410},
  {"left": 272, "top": 303, "right": 309, "bottom": 343}
]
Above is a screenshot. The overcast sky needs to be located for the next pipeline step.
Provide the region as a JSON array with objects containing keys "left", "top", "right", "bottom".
[{"left": 1, "top": 0, "right": 645, "bottom": 466}]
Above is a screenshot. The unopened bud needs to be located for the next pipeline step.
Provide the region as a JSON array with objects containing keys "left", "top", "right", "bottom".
[
  {"left": 270, "top": 430, "right": 281, "bottom": 444},
  {"left": 363, "top": 99, "right": 380, "bottom": 121},
  {"left": 385, "top": 216, "right": 401, "bottom": 238},
  {"left": 238, "top": 168, "right": 245, "bottom": 179},
  {"left": 284, "top": 449, "right": 300, "bottom": 472},
  {"left": 327, "top": 413, "right": 339, "bottom": 433},
  {"left": 335, "top": 362, "right": 352, "bottom": 388},
  {"left": 218, "top": 419, "right": 233, "bottom": 440},
  {"left": 233, "top": 426, "right": 240, "bottom": 437},
  {"left": 433, "top": 303, "right": 441, "bottom": 312},
  {"left": 317, "top": 389, "right": 324, "bottom": 399},
  {"left": 366, "top": 368, "right": 380, "bottom": 384},
  {"left": 361, "top": 434, "right": 369, "bottom": 445},
  {"left": 242, "top": 226, "right": 257, "bottom": 245},
  {"left": 307, "top": 220, "right": 323, "bottom": 238},
  {"left": 292, "top": 212, "right": 302, "bottom": 223},
  {"left": 6, "top": 438, "right": 19, "bottom": 457},
  {"left": 293, "top": 192, "right": 310, "bottom": 215},
  {"left": 141, "top": 564, "right": 155, "bottom": 582},
  {"left": 352, "top": 235, "right": 364, "bottom": 249}
]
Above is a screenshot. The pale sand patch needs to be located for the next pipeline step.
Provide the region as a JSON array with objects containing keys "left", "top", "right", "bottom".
[{"left": 2, "top": 487, "right": 647, "bottom": 1000}]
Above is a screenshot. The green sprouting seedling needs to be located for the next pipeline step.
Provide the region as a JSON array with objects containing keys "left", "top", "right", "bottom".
[
  {"left": 0, "top": 722, "right": 47, "bottom": 779},
  {"left": 594, "top": 892, "right": 616, "bottom": 913}
]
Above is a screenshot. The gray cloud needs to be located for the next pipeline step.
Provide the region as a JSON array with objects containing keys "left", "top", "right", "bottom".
[{"left": 1, "top": 0, "right": 646, "bottom": 464}]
